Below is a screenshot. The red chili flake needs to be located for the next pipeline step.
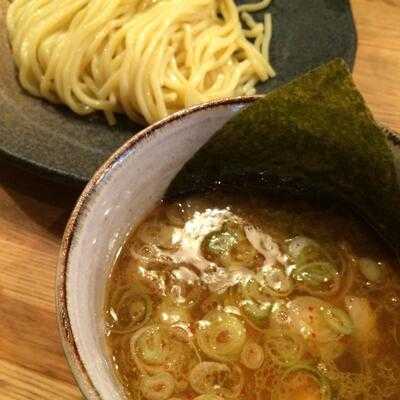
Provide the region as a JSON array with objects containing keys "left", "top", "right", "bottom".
[
  {"left": 154, "top": 383, "right": 166, "bottom": 391},
  {"left": 217, "top": 330, "right": 230, "bottom": 343}
]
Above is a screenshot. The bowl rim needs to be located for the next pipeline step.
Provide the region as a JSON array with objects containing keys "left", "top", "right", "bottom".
[{"left": 55, "top": 94, "right": 261, "bottom": 399}]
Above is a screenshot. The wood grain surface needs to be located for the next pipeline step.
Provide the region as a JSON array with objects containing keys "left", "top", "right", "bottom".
[{"left": 0, "top": 1, "right": 400, "bottom": 398}]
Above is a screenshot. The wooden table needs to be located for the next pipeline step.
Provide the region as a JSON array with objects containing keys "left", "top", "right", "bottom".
[{"left": 0, "top": 1, "right": 399, "bottom": 398}]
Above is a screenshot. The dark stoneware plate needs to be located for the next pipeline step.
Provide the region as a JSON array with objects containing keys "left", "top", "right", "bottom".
[{"left": 0, "top": 0, "right": 356, "bottom": 186}]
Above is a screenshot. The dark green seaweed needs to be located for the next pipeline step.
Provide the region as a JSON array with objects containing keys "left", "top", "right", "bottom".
[{"left": 168, "top": 59, "right": 400, "bottom": 251}]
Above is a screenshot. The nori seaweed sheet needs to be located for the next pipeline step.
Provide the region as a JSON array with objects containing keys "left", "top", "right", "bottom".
[{"left": 168, "top": 59, "right": 400, "bottom": 251}]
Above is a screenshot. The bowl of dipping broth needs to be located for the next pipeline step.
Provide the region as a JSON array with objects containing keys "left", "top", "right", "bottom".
[{"left": 56, "top": 96, "right": 400, "bottom": 400}]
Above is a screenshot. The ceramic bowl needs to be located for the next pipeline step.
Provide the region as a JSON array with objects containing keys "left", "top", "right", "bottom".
[{"left": 55, "top": 96, "right": 260, "bottom": 399}]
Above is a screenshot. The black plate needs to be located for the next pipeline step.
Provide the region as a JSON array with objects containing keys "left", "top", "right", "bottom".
[{"left": 0, "top": 0, "right": 356, "bottom": 186}]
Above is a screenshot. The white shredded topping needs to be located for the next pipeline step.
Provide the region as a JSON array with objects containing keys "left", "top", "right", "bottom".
[{"left": 157, "top": 209, "right": 288, "bottom": 294}]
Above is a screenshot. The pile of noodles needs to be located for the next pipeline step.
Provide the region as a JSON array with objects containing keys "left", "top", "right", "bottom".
[{"left": 7, "top": 0, "right": 275, "bottom": 125}]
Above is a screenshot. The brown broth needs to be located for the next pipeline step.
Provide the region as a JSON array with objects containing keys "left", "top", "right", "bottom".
[{"left": 105, "top": 192, "right": 400, "bottom": 400}]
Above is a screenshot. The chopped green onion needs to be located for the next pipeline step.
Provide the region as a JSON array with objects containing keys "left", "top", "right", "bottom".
[
  {"left": 108, "top": 285, "right": 153, "bottom": 334},
  {"left": 137, "top": 326, "right": 169, "bottom": 365},
  {"left": 358, "top": 257, "right": 384, "bottom": 283},
  {"left": 196, "top": 311, "right": 247, "bottom": 361},
  {"left": 322, "top": 306, "right": 353, "bottom": 336},
  {"left": 202, "top": 221, "right": 260, "bottom": 269},
  {"left": 285, "top": 296, "right": 351, "bottom": 343},
  {"left": 240, "top": 341, "right": 264, "bottom": 369},
  {"left": 141, "top": 372, "right": 175, "bottom": 400},
  {"left": 242, "top": 299, "right": 272, "bottom": 329},
  {"left": 263, "top": 329, "right": 305, "bottom": 366},
  {"left": 189, "top": 362, "right": 244, "bottom": 398},
  {"left": 189, "top": 362, "right": 231, "bottom": 394},
  {"left": 207, "top": 231, "right": 239, "bottom": 255},
  {"left": 288, "top": 236, "right": 327, "bottom": 264},
  {"left": 292, "top": 262, "right": 338, "bottom": 287},
  {"left": 157, "top": 299, "right": 191, "bottom": 325},
  {"left": 279, "top": 364, "right": 332, "bottom": 400},
  {"left": 287, "top": 237, "right": 340, "bottom": 296},
  {"left": 243, "top": 271, "right": 293, "bottom": 301}
]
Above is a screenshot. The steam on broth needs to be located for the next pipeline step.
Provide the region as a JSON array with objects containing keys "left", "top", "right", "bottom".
[{"left": 105, "top": 192, "right": 400, "bottom": 400}]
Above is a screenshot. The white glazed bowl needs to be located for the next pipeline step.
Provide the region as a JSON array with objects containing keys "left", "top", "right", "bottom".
[{"left": 56, "top": 96, "right": 260, "bottom": 400}]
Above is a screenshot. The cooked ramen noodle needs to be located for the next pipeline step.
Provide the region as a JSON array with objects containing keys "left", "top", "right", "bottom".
[
  {"left": 7, "top": 0, "right": 275, "bottom": 125},
  {"left": 105, "top": 192, "right": 400, "bottom": 400}
]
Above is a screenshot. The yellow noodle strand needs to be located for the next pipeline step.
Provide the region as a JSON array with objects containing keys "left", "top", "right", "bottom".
[{"left": 7, "top": 0, "right": 275, "bottom": 125}]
